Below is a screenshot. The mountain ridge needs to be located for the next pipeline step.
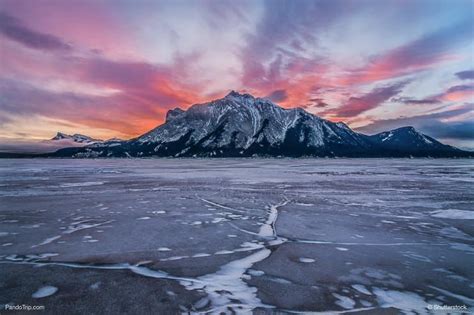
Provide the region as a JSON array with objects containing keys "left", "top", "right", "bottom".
[
  {"left": 51, "top": 132, "right": 103, "bottom": 144},
  {"left": 43, "top": 91, "right": 471, "bottom": 158},
  {"left": 0, "top": 91, "right": 467, "bottom": 158}
]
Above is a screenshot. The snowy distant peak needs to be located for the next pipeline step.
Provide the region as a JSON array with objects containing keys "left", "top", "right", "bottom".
[
  {"left": 391, "top": 126, "right": 418, "bottom": 134},
  {"left": 51, "top": 132, "right": 101, "bottom": 143},
  {"left": 387, "top": 126, "right": 431, "bottom": 140},
  {"left": 369, "top": 126, "right": 449, "bottom": 151},
  {"left": 165, "top": 108, "right": 185, "bottom": 123},
  {"left": 224, "top": 90, "right": 255, "bottom": 100},
  {"left": 51, "top": 132, "right": 69, "bottom": 140}
]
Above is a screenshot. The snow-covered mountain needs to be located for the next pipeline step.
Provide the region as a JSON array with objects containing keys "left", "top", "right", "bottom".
[
  {"left": 366, "top": 127, "right": 454, "bottom": 152},
  {"left": 51, "top": 132, "right": 102, "bottom": 144},
  {"left": 50, "top": 91, "right": 470, "bottom": 158}
]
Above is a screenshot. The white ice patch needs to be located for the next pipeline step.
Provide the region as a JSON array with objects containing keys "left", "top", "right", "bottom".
[
  {"left": 215, "top": 250, "right": 234, "bottom": 255},
  {"left": 332, "top": 293, "right": 355, "bottom": 309},
  {"left": 428, "top": 285, "right": 474, "bottom": 305},
  {"left": 193, "top": 297, "right": 210, "bottom": 310},
  {"left": 60, "top": 182, "right": 104, "bottom": 187},
  {"left": 32, "top": 235, "right": 61, "bottom": 248},
  {"left": 64, "top": 220, "right": 114, "bottom": 234},
  {"left": 160, "top": 256, "right": 188, "bottom": 261},
  {"left": 352, "top": 284, "right": 372, "bottom": 295},
  {"left": 296, "top": 202, "right": 314, "bottom": 207},
  {"left": 158, "top": 247, "right": 171, "bottom": 252},
  {"left": 211, "top": 218, "right": 228, "bottom": 224},
  {"left": 90, "top": 282, "right": 101, "bottom": 290},
  {"left": 192, "top": 253, "right": 211, "bottom": 258},
  {"left": 258, "top": 200, "right": 289, "bottom": 238},
  {"left": 247, "top": 269, "right": 265, "bottom": 276},
  {"left": 152, "top": 210, "right": 166, "bottom": 214},
  {"left": 431, "top": 210, "right": 474, "bottom": 220},
  {"left": 373, "top": 287, "right": 428, "bottom": 313},
  {"left": 402, "top": 252, "right": 432, "bottom": 263},
  {"left": 299, "top": 257, "right": 316, "bottom": 263},
  {"left": 450, "top": 243, "right": 474, "bottom": 253},
  {"left": 439, "top": 227, "right": 473, "bottom": 241},
  {"left": 336, "top": 247, "right": 349, "bottom": 251},
  {"left": 183, "top": 248, "right": 272, "bottom": 313},
  {"left": 32, "top": 286, "right": 58, "bottom": 298},
  {"left": 197, "top": 197, "right": 246, "bottom": 213},
  {"left": 137, "top": 217, "right": 151, "bottom": 220}
]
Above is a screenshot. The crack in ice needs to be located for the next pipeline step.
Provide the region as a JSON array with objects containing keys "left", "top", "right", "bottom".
[{"left": 4, "top": 198, "right": 292, "bottom": 314}]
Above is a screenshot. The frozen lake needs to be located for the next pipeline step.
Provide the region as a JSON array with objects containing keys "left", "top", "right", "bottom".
[{"left": 0, "top": 158, "right": 473, "bottom": 314}]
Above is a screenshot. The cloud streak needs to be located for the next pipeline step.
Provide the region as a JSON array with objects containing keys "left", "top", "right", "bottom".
[
  {"left": 455, "top": 69, "right": 474, "bottom": 80},
  {"left": 0, "top": 12, "right": 72, "bottom": 51},
  {"left": 356, "top": 105, "right": 473, "bottom": 141},
  {"left": 337, "top": 19, "right": 473, "bottom": 85},
  {"left": 324, "top": 81, "right": 408, "bottom": 118}
]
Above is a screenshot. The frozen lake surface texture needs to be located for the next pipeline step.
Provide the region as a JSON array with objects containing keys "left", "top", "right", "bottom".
[{"left": 0, "top": 159, "right": 473, "bottom": 314}]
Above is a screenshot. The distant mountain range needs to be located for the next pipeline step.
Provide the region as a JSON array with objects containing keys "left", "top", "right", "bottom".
[
  {"left": 51, "top": 132, "right": 103, "bottom": 144},
  {"left": 37, "top": 91, "right": 470, "bottom": 158}
]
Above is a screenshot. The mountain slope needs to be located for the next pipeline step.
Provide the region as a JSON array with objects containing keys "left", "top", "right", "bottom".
[
  {"left": 365, "top": 127, "right": 465, "bottom": 157},
  {"left": 49, "top": 91, "right": 471, "bottom": 158},
  {"left": 135, "top": 91, "right": 374, "bottom": 157}
]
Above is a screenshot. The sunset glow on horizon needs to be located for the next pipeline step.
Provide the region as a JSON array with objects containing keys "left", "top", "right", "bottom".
[{"left": 0, "top": 0, "right": 473, "bottom": 148}]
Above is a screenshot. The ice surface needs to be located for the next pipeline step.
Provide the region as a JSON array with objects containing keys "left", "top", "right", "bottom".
[{"left": 0, "top": 158, "right": 473, "bottom": 313}]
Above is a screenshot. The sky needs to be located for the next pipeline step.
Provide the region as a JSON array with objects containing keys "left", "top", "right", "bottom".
[{"left": 0, "top": 0, "right": 473, "bottom": 149}]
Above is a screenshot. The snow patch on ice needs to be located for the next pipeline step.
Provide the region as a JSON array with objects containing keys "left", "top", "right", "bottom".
[
  {"left": 332, "top": 293, "right": 355, "bottom": 309},
  {"left": 351, "top": 284, "right": 372, "bottom": 295},
  {"left": 32, "top": 235, "right": 61, "bottom": 248},
  {"left": 137, "top": 217, "right": 151, "bottom": 220},
  {"left": 60, "top": 182, "right": 104, "bottom": 187},
  {"left": 373, "top": 287, "right": 427, "bottom": 313},
  {"left": 192, "top": 253, "right": 211, "bottom": 258},
  {"left": 152, "top": 210, "right": 166, "bottom": 214},
  {"left": 428, "top": 285, "right": 474, "bottom": 305},
  {"left": 32, "top": 286, "right": 58, "bottom": 298},
  {"left": 431, "top": 209, "right": 474, "bottom": 220},
  {"left": 183, "top": 248, "right": 272, "bottom": 313}
]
